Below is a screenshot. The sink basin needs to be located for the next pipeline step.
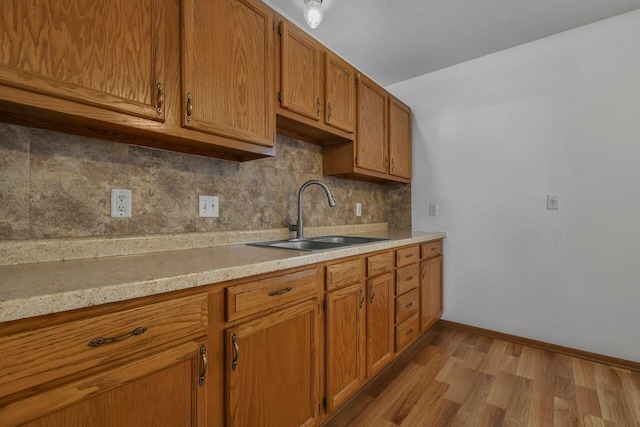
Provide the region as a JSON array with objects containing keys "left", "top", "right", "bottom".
[{"left": 247, "top": 235, "right": 389, "bottom": 252}]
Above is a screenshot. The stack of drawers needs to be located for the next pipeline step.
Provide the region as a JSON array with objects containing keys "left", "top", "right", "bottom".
[{"left": 394, "top": 245, "right": 421, "bottom": 352}]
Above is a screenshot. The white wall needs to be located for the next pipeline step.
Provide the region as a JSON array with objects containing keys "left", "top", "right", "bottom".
[{"left": 387, "top": 10, "right": 640, "bottom": 362}]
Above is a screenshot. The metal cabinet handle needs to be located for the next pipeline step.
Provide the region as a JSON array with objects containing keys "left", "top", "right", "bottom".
[
  {"left": 405, "top": 254, "right": 414, "bottom": 259},
  {"left": 316, "top": 97, "right": 321, "bottom": 117},
  {"left": 359, "top": 287, "right": 364, "bottom": 308},
  {"left": 422, "top": 266, "right": 427, "bottom": 280},
  {"left": 156, "top": 83, "right": 164, "bottom": 115},
  {"left": 269, "top": 286, "right": 292, "bottom": 296},
  {"left": 405, "top": 276, "right": 414, "bottom": 281},
  {"left": 199, "top": 344, "right": 207, "bottom": 386},
  {"left": 231, "top": 334, "right": 239, "bottom": 371},
  {"left": 391, "top": 158, "right": 395, "bottom": 172},
  {"left": 186, "top": 93, "right": 193, "bottom": 123},
  {"left": 327, "top": 102, "right": 332, "bottom": 122},
  {"left": 88, "top": 327, "right": 147, "bottom": 348},
  {"left": 405, "top": 328, "right": 413, "bottom": 335},
  {"left": 369, "top": 283, "right": 375, "bottom": 304},
  {"left": 405, "top": 302, "right": 413, "bottom": 308}
]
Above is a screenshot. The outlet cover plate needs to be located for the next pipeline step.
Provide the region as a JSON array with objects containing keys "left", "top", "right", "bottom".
[
  {"left": 111, "top": 189, "right": 131, "bottom": 218},
  {"left": 547, "top": 194, "right": 560, "bottom": 210}
]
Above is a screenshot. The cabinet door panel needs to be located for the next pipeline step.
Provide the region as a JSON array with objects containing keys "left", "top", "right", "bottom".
[
  {"left": 420, "top": 255, "right": 443, "bottom": 331},
  {"left": 0, "top": 0, "right": 166, "bottom": 121},
  {"left": 226, "top": 300, "right": 318, "bottom": 427},
  {"left": 279, "top": 21, "right": 322, "bottom": 121},
  {"left": 389, "top": 97, "right": 411, "bottom": 178},
  {"left": 389, "top": 97, "right": 412, "bottom": 179},
  {"left": 183, "top": 0, "right": 274, "bottom": 146},
  {"left": 326, "top": 284, "right": 366, "bottom": 412},
  {"left": 3, "top": 340, "right": 207, "bottom": 427},
  {"left": 356, "top": 75, "right": 387, "bottom": 173},
  {"left": 367, "top": 273, "right": 394, "bottom": 378},
  {"left": 325, "top": 52, "right": 354, "bottom": 133}
]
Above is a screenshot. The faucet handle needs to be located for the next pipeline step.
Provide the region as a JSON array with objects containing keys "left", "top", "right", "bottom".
[{"left": 285, "top": 218, "right": 298, "bottom": 232}]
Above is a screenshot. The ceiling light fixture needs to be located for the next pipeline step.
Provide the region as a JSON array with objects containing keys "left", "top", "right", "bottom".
[{"left": 303, "top": 0, "right": 323, "bottom": 29}]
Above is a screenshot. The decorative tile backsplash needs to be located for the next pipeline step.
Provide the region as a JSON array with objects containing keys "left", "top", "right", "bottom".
[{"left": 0, "top": 123, "right": 411, "bottom": 240}]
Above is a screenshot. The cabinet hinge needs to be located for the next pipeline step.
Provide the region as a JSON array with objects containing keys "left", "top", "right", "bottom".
[
  {"left": 323, "top": 396, "right": 327, "bottom": 409},
  {"left": 272, "top": 18, "right": 275, "bottom": 30},
  {"left": 273, "top": 132, "right": 276, "bottom": 142},
  {"left": 323, "top": 300, "right": 327, "bottom": 312},
  {"left": 278, "top": 21, "right": 283, "bottom": 35},
  {"left": 355, "top": 74, "right": 361, "bottom": 85},
  {"left": 355, "top": 156, "right": 359, "bottom": 166},
  {"left": 278, "top": 91, "right": 283, "bottom": 102}
]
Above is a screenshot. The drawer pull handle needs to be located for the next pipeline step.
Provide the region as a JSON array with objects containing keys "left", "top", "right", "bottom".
[
  {"left": 405, "top": 254, "right": 414, "bottom": 259},
  {"left": 422, "top": 267, "right": 426, "bottom": 280},
  {"left": 269, "top": 286, "right": 293, "bottom": 296},
  {"left": 327, "top": 102, "right": 332, "bottom": 122},
  {"left": 88, "top": 326, "right": 147, "bottom": 348},
  {"left": 405, "top": 276, "right": 414, "bottom": 281},
  {"left": 406, "top": 328, "right": 413, "bottom": 335},
  {"left": 186, "top": 93, "right": 193, "bottom": 123},
  {"left": 405, "top": 302, "right": 413, "bottom": 308},
  {"left": 316, "top": 97, "right": 321, "bottom": 117},
  {"left": 359, "top": 287, "right": 365, "bottom": 308},
  {"left": 156, "top": 82, "right": 164, "bottom": 115},
  {"left": 369, "top": 283, "right": 375, "bottom": 304},
  {"left": 232, "top": 334, "right": 239, "bottom": 371},
  {"left": 431, "top": 247, "right": 437, "bottom": 251},
  {"left": 199, "top": 344, "right": 207, "bottom": 386}
]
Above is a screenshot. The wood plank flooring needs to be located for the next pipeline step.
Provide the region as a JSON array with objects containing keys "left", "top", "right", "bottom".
[{"left": 325, "top": 326, "right": 640, "bottom": 427}]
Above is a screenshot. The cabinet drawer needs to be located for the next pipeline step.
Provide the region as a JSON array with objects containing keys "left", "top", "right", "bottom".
[
  {"left": 395, "top": 313, "right": 419, "bottom": 353},
  {"left": 396, "top": 246, "right": 420, "bottom": 268},
  {"left": 367, "top": 251, "right": 393, "bottom": 277},
  {"left": 0, "top": 293, "right": 208, "bottom": 398},
  {"left": 396, "top": 289, "right": 419, "bottom": 324},
  {"left": 395, "top": 263, "right": 419, "bottom": 295},
  {"left": 227, "top": 268, "right": 320, "bottom": 321},
  {"left": 326, "top": 259, "right": 363, "bottom": 291},
  {"left": 421, "top": 240, "right": 443, "bottom": 259}
]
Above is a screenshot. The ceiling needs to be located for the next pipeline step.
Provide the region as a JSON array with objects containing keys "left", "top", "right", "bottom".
[{"left": 264, "top": 0, "right": 640, "bottom": 86}]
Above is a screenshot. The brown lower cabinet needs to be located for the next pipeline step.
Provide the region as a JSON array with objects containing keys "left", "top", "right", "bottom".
[
  {"left": 225, "top": 300, "right": 319, "bottom": 427},
  {"left": 0, "top": 240, "right": 443, "bottom": 427},
  {"left": 325, "top": 283, "right": 367, "bottom": 413}
]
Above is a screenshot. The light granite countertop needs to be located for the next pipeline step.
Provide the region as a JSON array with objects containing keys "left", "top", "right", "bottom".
[{"left": 0, "top": 230, "right": 446, "bottom": 323}]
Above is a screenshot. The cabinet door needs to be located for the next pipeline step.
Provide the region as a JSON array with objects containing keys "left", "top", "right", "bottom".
[
  {"left": 325, "top": 283, "right": 366, "bottom": 413},
  {"left": 420, "top": 255, "right": 444, "bottom": 331},
  {"left": 355, "top": 74, "right": 388, "bottom": 174},
  {"left": 389, "top": 97, "right": 412, "bottom": 179},
  {"left": 366, "top": 273, "right": 394, "bottom": 378},
  {"left": 279, "top": 21, "right": 322, "bottom": 121},
  {"left": 225, "top": 300, "right": 318, "bottom": 427},
  {"left": 182, "top": 0, "right": 274, "bottom": 146},
  {"left": 324, "top": 52, "right": 355, "bottom": 133},
  {"left": 0, "top": 0, "right": 167, "bottom": 121},
  {"left": 3, "top": 340, "right": 208, "bottom": 427}
]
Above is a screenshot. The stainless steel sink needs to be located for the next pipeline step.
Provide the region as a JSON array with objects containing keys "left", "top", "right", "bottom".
[{"left": 247, "top": 235, "right": 389, "bottom": 252}]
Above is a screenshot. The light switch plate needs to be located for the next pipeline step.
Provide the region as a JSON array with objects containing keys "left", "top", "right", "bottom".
[
  {"left": 356, "top": 203, "right": 362, "bottom": 217},
  {"left": 429, "top": 203, "right": 438, "bottom": 216},
  {"left": 199, "top": 195, "right": 219, "bottom": 217}
]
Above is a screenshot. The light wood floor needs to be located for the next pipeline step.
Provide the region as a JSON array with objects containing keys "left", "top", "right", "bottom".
[{"left": 325, "top": 326, "right": 640, "bottom": 427}]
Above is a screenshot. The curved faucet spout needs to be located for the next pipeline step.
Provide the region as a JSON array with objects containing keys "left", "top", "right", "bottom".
[{"left": 293, "top": 180, "right": 336, "bottom": 239}]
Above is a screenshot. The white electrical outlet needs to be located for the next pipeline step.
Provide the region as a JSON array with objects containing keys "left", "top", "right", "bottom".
[
  {"left": 199, "top": 195, "right": 219, "bottom": 218},
  {"left": 356, "top": 203, "right": 362, "bottom": 217},
  {"left": 111, "top": 189, "right": 131, "bottom": 218},
  {"left": 547, "top": 194, "right": 560, "bottom": 210},
  {"left": 429, "top": 203, "right": 438, "bottom": 216}
]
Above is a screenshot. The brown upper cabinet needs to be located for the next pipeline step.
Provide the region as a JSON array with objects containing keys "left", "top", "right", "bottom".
[
  {"left": 0, "top": 0, "right": 167, "bottom": 122},
  {"left": 275, "top": 17, "right": 355, "bottom": 144},
  {"left": 389, "top": 96, "right": 412, "bottom": 179},
  {"left": 182, "top": 0, "right": 275, "bottom": 147},
  {"left": 323, "top": 72, "right": 412, "bottom": 183},
  {"left": 0, "top": 0, "right": 275, "bottom": 161}
]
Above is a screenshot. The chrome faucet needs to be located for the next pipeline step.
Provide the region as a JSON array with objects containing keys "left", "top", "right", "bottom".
[{"left": 287, "top": 180, "right": 336, "bottom": 239}]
